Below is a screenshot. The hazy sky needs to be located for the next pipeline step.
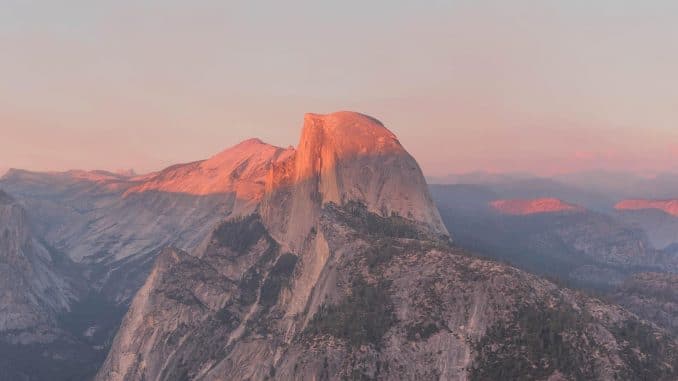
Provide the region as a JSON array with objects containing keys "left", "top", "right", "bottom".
[{"left": 2, "top": 1, "right": 677, "bottom": 176}]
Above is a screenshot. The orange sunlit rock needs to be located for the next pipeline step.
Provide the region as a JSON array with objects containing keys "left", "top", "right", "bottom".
[
  {"left": 615, "top": 199, "right": 678, "bottom": 217},
  {"left": 125, "top": 138, "right": 294, "bottom": 201},
  {"left": 261, "top": 111, "right": 448, "bottom": 249},
  {"left": 490, "top": 198, "right": 584, "bottom": 215}
]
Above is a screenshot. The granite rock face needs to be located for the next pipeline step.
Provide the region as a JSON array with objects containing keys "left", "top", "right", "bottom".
[{"left": 261, "top": 112, "right": 448, "bottom": 251}]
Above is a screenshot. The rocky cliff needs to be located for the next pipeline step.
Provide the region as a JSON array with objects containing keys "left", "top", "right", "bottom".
[{"left": 261, "top": 112, "right": 447, "bottom": 251}]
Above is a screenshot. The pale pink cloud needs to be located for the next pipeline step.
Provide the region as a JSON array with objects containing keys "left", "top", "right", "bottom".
[
  {"left": 572, "top": 149, "right": 621, "bottom": 162},
  {"left": 573, "top": 151, "right": 596, "bottom": 161},
  {"left": 670, "top": 144, "right": 678, "bottom": 158}
]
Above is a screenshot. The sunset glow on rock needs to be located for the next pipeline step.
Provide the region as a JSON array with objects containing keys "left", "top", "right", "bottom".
[
  {"left": 615, "top": 199, "right": 678, "bottom": 217},
  {"left": 490, "top": 198, "right": 585, "bottom": 215}
]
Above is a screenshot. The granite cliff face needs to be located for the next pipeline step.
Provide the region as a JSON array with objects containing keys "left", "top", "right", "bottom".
[
  {"left": 261, "top": 112, "right": 447, "bottom": 251},
  {"left": 96, "top": 113, "right": 678, "bottom": 381}
]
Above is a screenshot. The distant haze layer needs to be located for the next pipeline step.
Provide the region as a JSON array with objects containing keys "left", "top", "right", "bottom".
[{"left": 1, "top": 1, "right": 677, "bottom": 176}]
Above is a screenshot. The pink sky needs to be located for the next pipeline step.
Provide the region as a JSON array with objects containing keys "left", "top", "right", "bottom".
[{"left": 1, "top": 2, "right": 677, "bottom": 177}]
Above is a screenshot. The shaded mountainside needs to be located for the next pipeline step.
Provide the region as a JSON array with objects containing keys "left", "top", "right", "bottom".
[
  {"left": 612, "top": 272, "right": 678, "bottom": 336},
  {"left": 97, "top": 204, "right": 678, "bottom": 381},
  {"left": 0, "top": 190, "right": 75, "bottom": 340},
  {"left": 431, "top": 185, "right": 664, "bottom": 289},
  {"left": 615, "top": 208, "right": 678, "bottom": 250},
  {"left": 0, "top": 190, "right": 111, "bottom": 381}
]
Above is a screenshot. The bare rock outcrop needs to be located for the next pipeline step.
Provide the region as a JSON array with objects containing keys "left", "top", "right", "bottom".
[{"left": 262, "top": 111, "right": 447, "bottom": 251}]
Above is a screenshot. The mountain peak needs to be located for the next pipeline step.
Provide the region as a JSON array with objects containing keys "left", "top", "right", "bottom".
[
  {"left": 262, "top": 111, "right": 448, "bottom": 249},
  {"left": 125, "top": 138, "right": 294, "bottom": 207},
  {"left": 303, "top": 111, "right": 386, "bottom": 127},
  {"left": 230, "top": 137, "right": 267, "bottom": 148},
  {"left": 300, "top": 111, "right": 400, "bottom": 157},
  {"left": 202, "top": 138, "right": 290, "bottom": 170}
]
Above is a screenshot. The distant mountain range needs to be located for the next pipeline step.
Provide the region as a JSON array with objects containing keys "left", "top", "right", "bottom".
[{"left": 430, "top": 170, "right": 678, "bottom": 210}]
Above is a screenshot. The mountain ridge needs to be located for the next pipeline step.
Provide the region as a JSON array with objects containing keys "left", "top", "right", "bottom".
[
  {"left": 490, "top": 198, "right": 585, "bottom": 215},
  {"left": 616, "top": 199, "right": 678, "bottom": 217}
]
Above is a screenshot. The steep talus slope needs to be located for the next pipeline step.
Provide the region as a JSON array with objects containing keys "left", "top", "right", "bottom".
[{"left": 97, "top": 112, "right": 678, "bottom": 381}]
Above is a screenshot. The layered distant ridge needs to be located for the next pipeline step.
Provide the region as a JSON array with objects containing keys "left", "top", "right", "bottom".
[
  {"left": 490, "top": 198, "right": 584, "bottom": 215},
  {"left": 615, "top": 199, "right": 678, "bottom": 216},
  {"left": 615, "top": 199, "right": 678, "bottom": 249}
]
